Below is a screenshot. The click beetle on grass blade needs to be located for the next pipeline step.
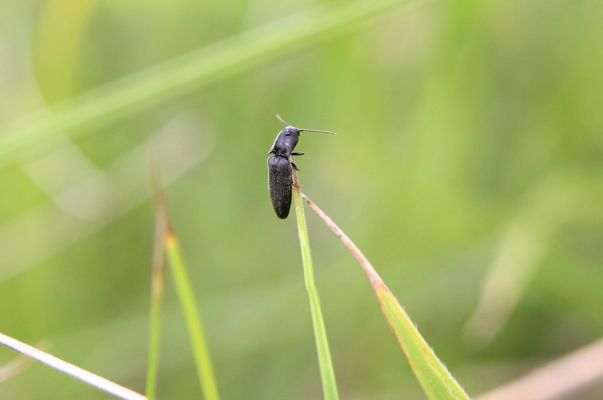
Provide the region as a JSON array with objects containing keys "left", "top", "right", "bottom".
[{"left": 267, "top": 115, "right": 335, "bottom": 219}]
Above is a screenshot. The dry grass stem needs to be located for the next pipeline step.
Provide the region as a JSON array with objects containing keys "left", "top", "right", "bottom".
[{"left": 0, "top": 332, "right": 146, "bottom": 400}]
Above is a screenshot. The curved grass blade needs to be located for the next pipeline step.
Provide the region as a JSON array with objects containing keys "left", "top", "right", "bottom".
[
  {"left": 0, "top": 0, "right": 409, "bottom": 165},
  {"left": 292, "top": 171, "right": 340, "bottom": 400},
  {"left": 301, "top": 192, "right": 469, "bottom": 400}
]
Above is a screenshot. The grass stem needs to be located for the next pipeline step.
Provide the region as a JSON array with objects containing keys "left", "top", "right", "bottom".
[
  {"left": 145, "top": 208, "right": 167, "bottom": 399},
  {"left": 292, "top": 170, "right": 340, "bottom": 400}
]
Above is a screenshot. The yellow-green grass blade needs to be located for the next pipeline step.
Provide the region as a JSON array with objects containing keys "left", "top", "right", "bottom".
[
  {"left": 377, "top": 288, "right": 468, "bottom": 399},
  {"left": 164, "top": 232, "right": 220, "bottom": 400},
  {"left": 301, "top": 192, "right": 469, "bottom": 400},
  {"left": 0, "top": 0, "right": 409, "bottom": 165},
  {"left": 152, "top": 169, "right": 220, "bottom": 400},
  {"left": 292, "top": 171, "right": 340, "bottom": 400}
]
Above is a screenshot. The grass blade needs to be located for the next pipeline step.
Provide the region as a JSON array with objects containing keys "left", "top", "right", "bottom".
[
  {"left": 152, "top": 171, "right": 220, "bottom": 400},
  {"left": 0, "top": 0, "right": 409, "bottom": 165},
  {"left": 301, "top": 192, "right": 469, "bottom": 400},
  {"left": 0, "top": 332, "right": 146, "bottom": 400},
  {"left": 164, "top": 232, "right": 220, "bottom": 400},
  {"left": 292, "top": 171, "right": 340, "bottom": 400}
]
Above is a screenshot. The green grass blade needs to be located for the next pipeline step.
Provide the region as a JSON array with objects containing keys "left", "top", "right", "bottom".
[
  {"left": 164, "top": 231, "right": 220, "bottom": 400},
  {"left": 0, "top": 0, "right": 409, "bottom": 165},
  {"left": 301, "top": 193, "right": 469, "bottom": 400},
  {"left": 292, "top": 171, "right": 340, "bottom": 400}
]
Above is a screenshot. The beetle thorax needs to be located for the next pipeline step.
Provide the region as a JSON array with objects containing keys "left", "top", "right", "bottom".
[{"left": 270, "top": 127, "right": 300, "bottom": 156}]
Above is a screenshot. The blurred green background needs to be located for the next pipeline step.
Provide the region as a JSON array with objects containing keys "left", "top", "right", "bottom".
[{"left": 1, "top": 0, "right": 603, "bottom": 399}]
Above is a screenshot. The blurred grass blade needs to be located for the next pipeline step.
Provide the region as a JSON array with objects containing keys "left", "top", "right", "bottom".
[
  {"left": 145, "top": 172, "right": 168, "bottom": 400},
  {"left": 0, "top": 332, "right": 146, "bottom": 400},
  {"left": 34, "top": 0, "right": 98, "bottom": 102},
  {"left": 477, "top": 338, "right": 603, "bottom": 400},
  {"left": 464, "top": 173, "right": 602, "bottom": 347},
  {"left": 152, "top": 171, "right": 220, "bottom": 400},
  {"left": 0, "top": 354, "right": 31, "bottom": 383},
  {"left": 301, "top": 193, "right": 468, "bottom": 400},
  {"left": 0, "top": 0, "right": 408, "bottom": 165},
  {"left": 292, "top": 171, "right": 340, "bottom": 400}
]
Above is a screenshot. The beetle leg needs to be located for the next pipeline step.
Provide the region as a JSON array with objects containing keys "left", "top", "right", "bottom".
[
  {"left": 291, "top": 152, "right": 304, "bottom": 156},
  {"left": 291, "top": 161, "right": 300, "bottom": 171}
]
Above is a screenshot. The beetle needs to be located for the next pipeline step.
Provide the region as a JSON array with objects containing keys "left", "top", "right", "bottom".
[{"left": 268, "top": 115, "right": 335, "bottom": 219}]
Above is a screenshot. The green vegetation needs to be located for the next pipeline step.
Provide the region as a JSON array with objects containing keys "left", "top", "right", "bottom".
[{"left": 1, "top": 0, "right": 602, "bottom": 399}]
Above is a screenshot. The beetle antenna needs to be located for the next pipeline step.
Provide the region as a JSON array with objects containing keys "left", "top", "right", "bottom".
[
  {"left": 299, "top": 128, "right": 336, "bottom": 135},
  {"left": 276, "top": 114, "right": 291, "bottom": 126},
  {"left": 276, "top": 114, "right": 336, "bottom": 134}
]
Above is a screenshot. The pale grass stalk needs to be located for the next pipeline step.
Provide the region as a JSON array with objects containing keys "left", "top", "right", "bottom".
[
  {"left": 477, "top": 338, "right": 603, "bottom": 400},
  {"left": 145, "top": 200, "right": 167, "bottom": 399},
  {"left": 0, "top": 332, "right": 146, "bottom": 400}
]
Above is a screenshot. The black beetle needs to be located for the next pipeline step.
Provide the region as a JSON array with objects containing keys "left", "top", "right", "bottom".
[{"left": 268, "top": 115, "right": 335, "bottom": 219}]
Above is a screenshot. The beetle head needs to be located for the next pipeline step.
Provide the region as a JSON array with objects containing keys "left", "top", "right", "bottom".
[{"left": 283, "top": 126, "right": 301, "bottom": 137}]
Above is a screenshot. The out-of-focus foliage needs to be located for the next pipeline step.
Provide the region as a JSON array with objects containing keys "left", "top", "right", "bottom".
[{"left": 0, "top": 0, "right": 602, "bottom": 399}]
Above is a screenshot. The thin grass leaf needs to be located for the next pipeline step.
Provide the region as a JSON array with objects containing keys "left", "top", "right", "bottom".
[
  {"left": 0, "top": 0, "right": 409, "bottom": 166},
  {"left": 301, "top": 192, "right": 469, "bottom": 400},
  {"left": 292, "top": 171, "right": 339, "bottom": 400},
  {"left": 0, "top": 332, "right": 146, "bottom": 400},
  {"left": 152, "top": 172, "right": 220, "bottom": 400},
  {"left": 163, "top": 232, "right": 220, "bottom": 400}
]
